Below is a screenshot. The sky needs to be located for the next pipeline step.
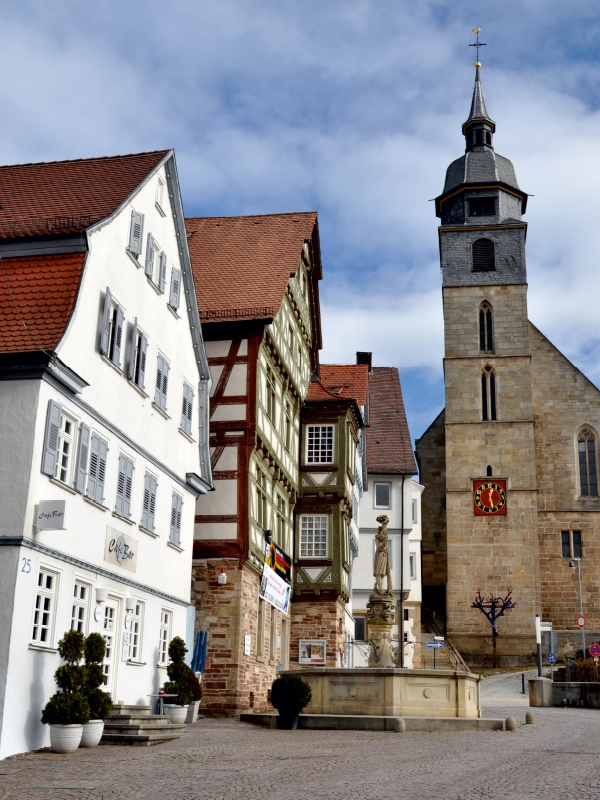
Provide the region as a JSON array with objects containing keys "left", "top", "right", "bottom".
[{"left": 2, "top": 0, "right": 600, "bottom": 442}]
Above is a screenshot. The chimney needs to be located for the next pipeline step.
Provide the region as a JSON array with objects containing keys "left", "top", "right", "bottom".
[{"left": 356, "top": 351, "right": 372, "bottom": 373}]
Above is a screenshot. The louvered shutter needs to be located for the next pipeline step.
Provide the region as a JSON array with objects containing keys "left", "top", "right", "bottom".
[
  {"left": 123, "top": 457, "right": 134, "bottom": 518},
  {"left": 170, "top": 492, "right": 183, "bottom": 545},
  {"left": 41, "top": 400, "right": 62, "bottom": 476},
  {"left": 115, "top": 454, "right": 127, "bottom": 516},
  {"left": 112, "top": 306, "right": 125, "bottom": 367},
  {"left": 169, "top": 267, "right": 181, "bottom": 310},
  {"left": 127, "top": 319, "right": 137, "bottom": 381},
  {"left": 100, "top": 288, "right": 112, "bottom": 356},
  {"left": 159, "top": 252, "right": 167, "bottom": 294},
  {"left": 128, "top": 211, "right": 144, "bottom": 256},
  {"left": 141, "top": 472, "right": 151, "bottom": 529},
  {"left": 87, "top": 433, "right": 100, "bottom": 501},
  {"left": 181, "top": 383, "right": 194, "bottom": 435},
  {"left": 144, "top": 234, "right": 155, "bottom": 278},
  {"left": 154, "top": 353, "right": 164, "bottom": 406},
  {"left": 160, "top": 359, "right": 170, "bottom": 411},
  {"left": 96, "top": 437, "right": 108, "bottom": 503},
  {"left": 74, "top": 422, "right": 91, "bottom": 493},
  {"left": 148, "top": 474, "right": 157, "bottom": 531},
  {"left": 138, "top": 334, "right": 148, "bottom": 390}
]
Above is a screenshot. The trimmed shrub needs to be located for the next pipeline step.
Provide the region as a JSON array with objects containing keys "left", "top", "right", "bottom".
[
  {"left": 163, "top": 637, "right": 195, "bottom": 706},
  {"left": 41, "top": 630, "right": 90, "bottom": 726},
  {"left": 270, "top": 674, "right": 312, "bottom": 714},
  {"left": 82, "top": 632, "right": 113, "bottom": 721}
]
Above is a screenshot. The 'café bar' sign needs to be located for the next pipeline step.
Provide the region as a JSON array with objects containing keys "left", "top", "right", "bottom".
[
  {"left": 37, "top": 500, "right": 67, "bottom": 530},
  {"left": 104, "top": 527, "right": 138, "bottom": 573}
]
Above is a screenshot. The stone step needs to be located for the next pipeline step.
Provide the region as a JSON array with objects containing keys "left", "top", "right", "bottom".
[
  {"left": 107, "top": 713, "right": 168, "bottom": 724},
  {"left": 103, "top": 723, "right": 187, "bottom": 735},
  {"left": 101, "top": 732, "right": 182, "bottom": 746},
  {"left": 110, "top": 704, "right": 152, "bottom": 716}
]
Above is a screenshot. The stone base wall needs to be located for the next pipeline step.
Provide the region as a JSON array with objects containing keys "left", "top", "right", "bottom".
[
  {"left": 451, "top": 632, "right": 537, "bottom": 667},
  {"left": 289, "top": 598, "right": 346, "bottom": 669},
  {"left": 192, "top": 559, "right": 283, "bottom": 715}
]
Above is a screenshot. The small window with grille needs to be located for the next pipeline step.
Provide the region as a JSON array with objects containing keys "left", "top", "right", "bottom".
[
  {"left": 70, "top": 581, "right": 89, "bottom": 634},
  {"left": 306, "top": 425, "right": 334, "bottom": 464},
  {"left": 472, "top": 238, "right": 496, "bottom": 272},
  {"left": 300, "top": 515, "right": 328, "bottom": 558}
]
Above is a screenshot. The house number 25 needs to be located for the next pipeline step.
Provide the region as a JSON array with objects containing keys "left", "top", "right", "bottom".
[{"left": 21, "top": 558, "right": 32, "bottom": 573}]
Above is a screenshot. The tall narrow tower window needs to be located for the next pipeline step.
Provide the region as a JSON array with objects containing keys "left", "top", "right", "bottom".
[
  {"left": 479, "top": 303, "right": 493, "bottom": 352},
  {"left": 578, "top": 428, "right": 598, "bottom": 496},
  {"left": 481, "top": 366, "right": 497, "bottom": 421},
  {"left": 472, "top": 239, "right": 495, "bottom": 271}
]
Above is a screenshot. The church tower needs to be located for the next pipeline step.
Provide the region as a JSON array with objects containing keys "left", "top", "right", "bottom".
[{"left": 432, "top": 63, "right": 540, "bottom": 662}]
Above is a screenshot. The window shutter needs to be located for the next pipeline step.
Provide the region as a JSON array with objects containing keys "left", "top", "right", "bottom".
[
  {"left": 128, "top": 211, "right": 144, "bottom": 256},
  {"left": 124, "top": 457, "right": 134, "bottom": 518},
  {"left": 112, "top": 305, "right": 124, "bottom": 368},
  {"left": 115, "top": 454, "right": 127, "bottom": 516},
  {"left": 155, "top": 353, "right": 164, "bottom": 406},
  {"left": 181, "top": 383, "right": 194, "bottom": 435},
  {"left": 41, "top": 400, "right": 62, "bottom": 476},
  {"left": 87, "top": 433, "right": 100, "bottom": 501},
  {"left": 170, "top": 492, "right": 183, "bottom": 545},
  {"left": 100, "top": 288, "right": 112, "bottom": 356},
  {"left": 74, "top": 422, "right": 91, "bottom": 493},
  {"left": 144, "top": 234, "right": 155, "bottom": 278},
  {"left": 147, "top": 474, "right": 158, "bottom": 531},
  {"left": 159, "top": 252, "right": 167, "bottom": 294},
  {"left": 138, "top": 334, "right": 148, "bottom": 390},
  {"left": 127, "top": 319, "right": 137, "bottom": 381},
  {"left": 141, "top": 472, "right": 151, "bottom": 529},
  {"left": 169, "top": 267, "right": 181, "bottom": 310},
  {"left": 160, "top": 359, "right": 170, "bottom": 411},
  {"left": 96, "top": 437, "right": 108, "bottom": 503}
]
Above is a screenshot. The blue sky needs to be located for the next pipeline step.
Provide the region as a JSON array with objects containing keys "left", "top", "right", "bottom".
[{"left": 2, "top": 0, "right": 600, "bottom": 441}]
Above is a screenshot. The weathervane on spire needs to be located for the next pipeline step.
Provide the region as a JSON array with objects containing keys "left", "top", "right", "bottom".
[{"left": 469, "top": 27, "right": 486, "bottom": 66}]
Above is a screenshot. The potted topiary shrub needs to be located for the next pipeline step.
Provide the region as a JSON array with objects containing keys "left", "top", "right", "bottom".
[
  {"left": 41, "top": 630, "right": 90, "bottom": 752},
  {"left": 185, "top": 670, "right": 203, "bottom": 723},
  {"left": 80, "top": 632, "right": 113, "bottom": 747},
  {"left": 162, "top": 637, "right": 195, "bottom": 724},
  {"left": 270, "top": 673, "right": 312, "bottom": 730}
]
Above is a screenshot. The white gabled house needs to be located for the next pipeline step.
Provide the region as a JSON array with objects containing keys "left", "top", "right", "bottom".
[{"left": 0, "top": 150, "right": 212, "bottom": 758}]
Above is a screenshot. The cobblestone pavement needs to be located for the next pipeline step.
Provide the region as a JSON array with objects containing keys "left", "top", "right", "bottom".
[{"left": 1, "top": 704, "right": 600, "bottom": 800}]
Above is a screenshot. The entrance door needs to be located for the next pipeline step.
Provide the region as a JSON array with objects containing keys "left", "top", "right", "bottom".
[{"left": 102, "top": 600, "right": 120, "bottom": 694}]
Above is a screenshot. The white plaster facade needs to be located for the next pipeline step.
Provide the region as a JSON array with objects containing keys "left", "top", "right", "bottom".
[{"left": 0, "top": 152, "right": 211, "bottom": 759}]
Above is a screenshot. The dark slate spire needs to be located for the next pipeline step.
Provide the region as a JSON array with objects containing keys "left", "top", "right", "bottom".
[
  {"left": 462, "top": 64, "right": 495, "bottom": 152},
  {"left": 465, "top": 66, "right": 493, "bottom": 127}
]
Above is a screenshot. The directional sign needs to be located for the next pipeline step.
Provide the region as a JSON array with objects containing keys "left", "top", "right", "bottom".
[
  {"left": 577, "top": 615, "right": 587, "bottom": 628},
  {"left": 589, "top": 644, "right": 600, "bottom": 658},
  {"left": 427, "top": 641, "right": 443, "bottom": 649},
  {"left": 546, "top": 653, "right": 557, "bottom": 665}
]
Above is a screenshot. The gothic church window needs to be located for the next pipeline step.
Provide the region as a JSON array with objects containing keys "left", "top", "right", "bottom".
[
  {"left": 481, "top": 366, "right": 497, "bottom": 421},
  {"left": 472, "top": 238, "right": 495, "bottom": 272},
  {"left": 578, "top": 428, "right": 598, "bottom": 496},
  {"left": 479, "top": 303, "right": 493, "bottom": 352}
]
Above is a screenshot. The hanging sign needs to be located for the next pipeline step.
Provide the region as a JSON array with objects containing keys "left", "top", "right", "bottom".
[
  {"left": 259, "top": 563, "right": 291, "bottom": 614},
  {"left": 36, "top": 500, "right": 68, "bottom": 530},
  {"left": 265, "top": 541, "right": 292, "bottom": 584},
  {"left": 473, "top": 480, "right": 507, "bottom": 516},
  {"left": 104, "top": 527, "right": 138, "bottom": 573}
]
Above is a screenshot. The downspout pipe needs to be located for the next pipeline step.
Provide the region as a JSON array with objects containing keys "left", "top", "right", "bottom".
[{"left": 399, "top": 474, "right": 405, "bottom": 668}]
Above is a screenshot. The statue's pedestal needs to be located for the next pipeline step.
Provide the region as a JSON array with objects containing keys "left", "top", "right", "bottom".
[{"left": 367, "top": 592, "right": 395, "bottom": 668}]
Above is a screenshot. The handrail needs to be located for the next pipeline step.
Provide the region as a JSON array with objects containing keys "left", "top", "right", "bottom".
[{"left": 422, "top": 608, "right": 470, "bottom": 673}]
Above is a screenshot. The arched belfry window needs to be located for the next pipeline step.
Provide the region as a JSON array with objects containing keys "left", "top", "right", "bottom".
[
  {"left": 578, "top": 428, "right": 598, "bottom": 496},
  {"left": 479, "top": 302, "right": 493, "bottom": 352},
  {"left": 481, "top": 365, "right": 497, "bottom": 421},
  {"left": 472, "top": 239, "right": 495, "bottom": 272}
]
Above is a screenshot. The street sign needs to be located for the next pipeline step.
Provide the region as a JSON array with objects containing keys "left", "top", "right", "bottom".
[
  {"left": 427, "top": 641, "right": 443, "bottom": 649},
  {"left": 546, "top": 653, "right": 557, "bottom": 665},
  {"left": 539, "top": 621, "right": 552, "bottom": 632},
  {"left": 577, "top": 615, "right": 586, "bottom": 628},
  {"left": 434, "top": 636, "right": 445, "bottom": 641},
  {"left": 589, "top": 644, "right": 600, "bottom": 658}
]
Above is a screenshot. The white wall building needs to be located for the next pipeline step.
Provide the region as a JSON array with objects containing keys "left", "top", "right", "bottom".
[
  {"left": 0, "top": 150, "right": 211, "bottom": 759},
  {"left": 349, "top": 366, "right": 421, "bottom": 668}
]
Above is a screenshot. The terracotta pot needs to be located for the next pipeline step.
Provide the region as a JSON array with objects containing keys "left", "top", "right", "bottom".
[
  {"left": 164, "top": 704, "right": 189, "bottom": 724},
  {"left": 80, "top": 720, "right": 104, "bottom": 747},
  {"left": 49, "top": 724, "right": 83, "bottom": 753}
]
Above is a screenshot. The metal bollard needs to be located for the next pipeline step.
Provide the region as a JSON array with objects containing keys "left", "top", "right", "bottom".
[{"left": 521, "top": 672, "right": 525, "bottom": 694}]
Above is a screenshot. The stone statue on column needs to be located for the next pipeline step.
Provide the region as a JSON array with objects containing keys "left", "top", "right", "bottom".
[{"left": 367, "top": 515, "right": 396, "bottom": 667}]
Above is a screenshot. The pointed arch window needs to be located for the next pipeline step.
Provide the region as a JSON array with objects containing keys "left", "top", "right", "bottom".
[
  {"left": 481, "top": 365, "right": 497, "bottom": 421},
  {"left": 472, "top": 239, "right": 495, "bottom": 272},
  {"left": 479, "top": 302, "right": 493, "bottom": 352},
  {"left": 578, "top": 428, "right": 598, "bottom": 496}
]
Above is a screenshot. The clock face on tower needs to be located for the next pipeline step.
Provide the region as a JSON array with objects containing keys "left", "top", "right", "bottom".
[{"left": 473, "top": 480, "right": 507, "bottom": 516}]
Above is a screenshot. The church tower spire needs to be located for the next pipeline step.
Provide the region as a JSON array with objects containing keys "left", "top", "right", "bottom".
[{"left": 462, "top": 66, "right": 495, "bottom": 152}]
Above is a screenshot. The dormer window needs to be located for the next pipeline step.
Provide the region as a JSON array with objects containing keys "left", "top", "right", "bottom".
[{"left": 469, "top": 198, "right": 495, "bottom": 217}]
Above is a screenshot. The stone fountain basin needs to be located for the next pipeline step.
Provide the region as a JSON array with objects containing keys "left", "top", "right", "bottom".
[{"left": 288, "top": 667, "right": 481, "bottom": 719}]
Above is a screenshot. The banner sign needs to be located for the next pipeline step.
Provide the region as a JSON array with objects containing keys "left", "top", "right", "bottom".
[
  {"left": 259, "top": 563, "right": 291, "bottom": 614},
  {"left": 265, "top": 541, "right": 292, "bottom": 585},
  {"left": 299, "top": 639, "right": 326, "bottom": 665}
]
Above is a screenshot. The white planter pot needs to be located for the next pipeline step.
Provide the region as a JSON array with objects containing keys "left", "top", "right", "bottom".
[
  {"left": 80, "top": 720, "right": 104, "bottom": 747},
  {"left": 185, "top": 700, "right": 200, "bottom": 723},
  {"left": 49, "top": 724, "right": 83, "bottom": 753},
  {"left": 165, "top": 704, "right": 189, "bottom": 724}
]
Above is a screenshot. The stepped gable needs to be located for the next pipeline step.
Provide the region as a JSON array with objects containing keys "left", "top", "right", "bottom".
[
  {"left": 185, "top": 212, "right": 319, "bottom": 323},
  {"left": 367, "top": 367, "right": 416, "bottom": 475},
  {"left": 0, "top": 150, "right": 169, "bottom": 238}
]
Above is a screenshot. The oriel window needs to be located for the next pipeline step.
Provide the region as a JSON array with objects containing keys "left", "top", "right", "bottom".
[
  {"left": 479, "top": 303, "right": 493, "bottom": 352},
  {"left": 481, "top": 366, "right": 497, "bottom": 421},
  {"left": 578, "top": 429, "right": 598, "bottom": 496}
]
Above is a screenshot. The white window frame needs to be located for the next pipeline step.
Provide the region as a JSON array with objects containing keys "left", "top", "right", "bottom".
[
  {"left": 373, "top": 482, "right": 392, "bottom": 509},
  {"left": 300, "top": 515, "right": 328, "bottom": 558},
  {"left": 155, "top": 175, "right": 166, "bottom": 213},
  {"left": 306, "top": 425, "right": 334, "bottom": 465},
  {"left": 32, "top": 567, "right": 59, "bottom": 646},
  {"left": 70, "top": 579, "right": 91, "bottom": 634},
  {"left": 158, "top": 609, "right": 172, "bottom": 666},
  {"left": 128, "top": 600, "right": 145, "bottom": 661},
  {"left": 55, "top": 409, "right": 78, "bottom": 486},
  {"left": 412, "top": 499, "right": 418, "bottom": 524},
  {"left": 409, "top": 552, "right": 417, "bottom": 580},
  {"left": 354, "top": 615, "right": 366, "bottom": 642}
]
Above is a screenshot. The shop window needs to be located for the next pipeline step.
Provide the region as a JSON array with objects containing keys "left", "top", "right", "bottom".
[
  {"left": 32, "top": 568, "right": 58, "bottom": 645},
  {"left": 70, "top": 581, "right": 89, "bottom": 634}
]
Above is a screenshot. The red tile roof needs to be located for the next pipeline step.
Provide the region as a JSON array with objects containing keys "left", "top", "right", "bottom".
[
  {"left": 318, "top": 364, "right": 369, "bottom": 406},
  {"left": 0, "top": 151, "right": 169, "bottom": 238},
  {"left": 305, "top": 380, "right": 340, "bottom": 402},
  {"left": 185, "top": 212, "right": 318, "bottom": 322},
  {"left": 367, "top": 367, "right": 416, "bottom": 474},
  {"left": 0, "top": 253, "right": 86, "bottom": 352}
]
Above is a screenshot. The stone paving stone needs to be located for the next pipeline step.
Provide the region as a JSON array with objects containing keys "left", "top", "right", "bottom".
[{"left": 0, "top": 704, "right": 599, "bottom": 799}]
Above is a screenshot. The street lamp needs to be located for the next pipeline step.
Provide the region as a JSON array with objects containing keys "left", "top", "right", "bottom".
[{"left": 569, "top": 557, "right": 586, "bottom": 655}]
